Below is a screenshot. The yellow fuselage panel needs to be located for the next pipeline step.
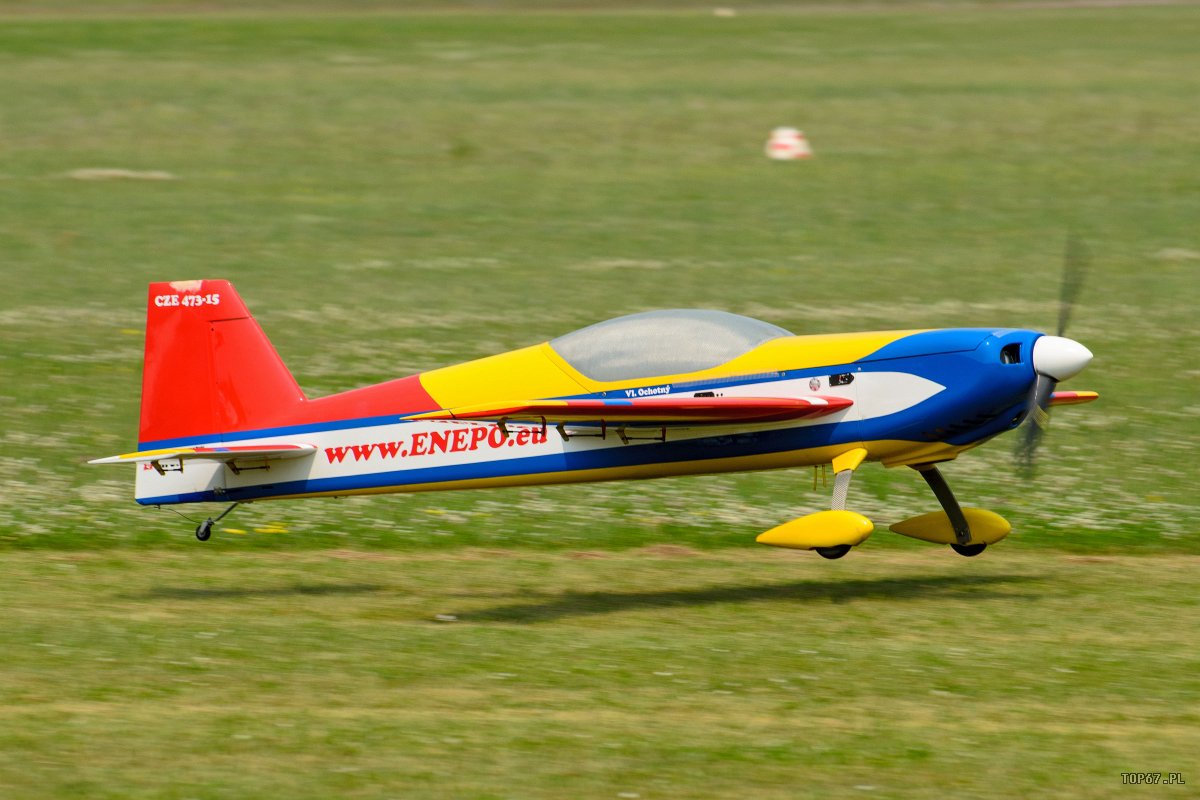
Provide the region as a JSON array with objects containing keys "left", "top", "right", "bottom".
[
  {"left": 868, "top": 439, "right": 974, "bottom": 467},
  {"left": 418, "top": 345, "right": 590, "bottom": 411},
  {"left": 420, "top": 330, "right": 927, "bottom": 409}
]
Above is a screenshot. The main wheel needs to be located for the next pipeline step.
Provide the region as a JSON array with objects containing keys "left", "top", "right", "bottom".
[
  {"left": 195, "top": 520, "right": 213, "bottom": 542},
  {"left": 815, "top": 544, "right": 852, "bottom": 560},
  {"left": 951, "top": 542, "right": 986, "bottom": 557}
]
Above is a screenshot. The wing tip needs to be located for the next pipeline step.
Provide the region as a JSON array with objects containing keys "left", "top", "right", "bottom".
[{"left": 1048, "top": 390, "right": 1099, "bottom": 406}]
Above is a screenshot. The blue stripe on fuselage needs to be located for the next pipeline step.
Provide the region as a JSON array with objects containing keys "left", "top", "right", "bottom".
[
  {"left": 858, "top": 328, "right": 1006, "bottom": 362},
  {"left": 138, "top": 418, "right": 851, "bottom": 505}
]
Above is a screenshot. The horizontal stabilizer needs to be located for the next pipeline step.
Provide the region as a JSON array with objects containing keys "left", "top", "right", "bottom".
[
  {"left": 1048, "top": 390, "right": 1099, "bottom": 406},
  {"left": 89, "top": 444, "right": 317, "bottom": 466},
  {"left": 406, "top": 395, "right": 853, "bottom": 426}
]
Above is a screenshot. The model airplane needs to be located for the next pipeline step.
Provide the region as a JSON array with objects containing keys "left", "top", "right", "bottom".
[{"left": 91, "top": 278, "right": 1097, "bottom": 558}]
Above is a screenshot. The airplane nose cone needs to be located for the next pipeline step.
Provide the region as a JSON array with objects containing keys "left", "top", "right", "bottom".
[{"left": 1032, "top": 335, "right": 1093, "bottom": 381}]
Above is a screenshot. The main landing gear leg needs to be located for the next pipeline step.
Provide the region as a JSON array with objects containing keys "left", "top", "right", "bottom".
[
  {"left": 814, "top": 448, "right": 870, "bottom": 560},
  {"left": 912, "top": 464, "right": 985, "bottom": 557},
  {"left": 756, "top": 448, "right": 874, "bottom": 557},
  {"left": 195, "top": 502, "right": 239, "bottom": 542}
]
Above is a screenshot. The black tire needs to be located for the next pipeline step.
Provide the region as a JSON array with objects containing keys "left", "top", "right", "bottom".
[
  {"left": 195, "top": 521, "right": 213, "bottom": 542},
  {"left": 815, "top": 545, "right": 852, "bottom": 560},
  {"left": 951, "top": 542, "right": 986, "bottom": 557}
]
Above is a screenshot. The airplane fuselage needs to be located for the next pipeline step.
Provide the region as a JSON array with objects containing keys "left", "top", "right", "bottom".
[{"left": 134, "top": 327, "right": 1040, "bottom": 506}]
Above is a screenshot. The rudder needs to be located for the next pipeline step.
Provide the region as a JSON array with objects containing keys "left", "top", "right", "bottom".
[{"left": 139, "top": 280, "right": 306, "bottom": 447}]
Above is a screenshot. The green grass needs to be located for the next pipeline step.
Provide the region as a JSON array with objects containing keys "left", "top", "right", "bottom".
[
  {"left": 0, "top": 5, "right": 1198, "bottom": 795},
  {"left": 1, "top": 548, "right": 1197, "bottom": 799},
  {"left": 1, "top": 3, "right": 1196, "bottom": 551}
]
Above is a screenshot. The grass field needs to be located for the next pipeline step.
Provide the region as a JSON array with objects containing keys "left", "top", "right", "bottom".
[
  {"left": 1, "top": 2, "right": 1198, "bottom": 797},
  {"left": 2, "top": 548, "right": 1197, "bottom": 798}
]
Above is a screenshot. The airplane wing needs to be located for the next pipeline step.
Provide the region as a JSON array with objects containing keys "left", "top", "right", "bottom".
[
  {"left": 89, "top": 444, "right": 317, "bottom": 467},
  {"left": 1048, "top": 390, "right": 1099, "bottom": 406},
  {"left": 407, "top": 395, "right": 852, "bottom": 426}
]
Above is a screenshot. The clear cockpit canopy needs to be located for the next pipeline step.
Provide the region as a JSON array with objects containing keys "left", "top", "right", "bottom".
[{"left": 550, "top": 309, "right": 792, "bottom": 382}]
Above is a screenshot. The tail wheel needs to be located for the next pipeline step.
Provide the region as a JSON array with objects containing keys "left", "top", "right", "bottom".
[
  {"left": 815, "top": 545, "right": 851, "bottom": 560},
  {"left": 951, "top": 542, "right": 986, "bottom": 557}
]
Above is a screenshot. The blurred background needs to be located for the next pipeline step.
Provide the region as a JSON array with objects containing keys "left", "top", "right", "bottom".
[{"left": 1, "top": 2, "right": 1197, "bottom": 797}]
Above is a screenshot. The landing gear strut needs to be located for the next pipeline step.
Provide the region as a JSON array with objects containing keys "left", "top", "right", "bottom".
[
  {"left": 194, "top": 502, "right": 239, "bottom": 542},
  {"left": 909, "top": 464, "right": 998, "bottom": 557},
  {"left": 889, "top": 466, "right": 1012, "bottom": 554},
  {"left": 755, "top": 448, "right": 874, "bottom": 556},
  {"left": 913, "top": 464, "right": 972, "bottom": 546}
]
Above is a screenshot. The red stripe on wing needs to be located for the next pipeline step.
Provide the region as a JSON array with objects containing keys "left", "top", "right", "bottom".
[
  {"left": 191, "top": 445, "right": 313, "bottom": 454},
  {"left": 424, "top": 396, "right": 852, "bottom": 425}
]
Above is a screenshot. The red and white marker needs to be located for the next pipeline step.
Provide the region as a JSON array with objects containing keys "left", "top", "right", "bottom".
[{"left": 765, "top": 127, "right": 813, "bottom": 160}]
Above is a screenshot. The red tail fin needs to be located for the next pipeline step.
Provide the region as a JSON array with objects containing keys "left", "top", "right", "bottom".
[{"left": 139, "top": 280, "right": 305, "bottom": 446}]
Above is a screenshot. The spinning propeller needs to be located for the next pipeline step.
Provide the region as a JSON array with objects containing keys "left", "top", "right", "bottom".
[{"left": 1015, "top": 236, "right": 1093, "bottom": 476}]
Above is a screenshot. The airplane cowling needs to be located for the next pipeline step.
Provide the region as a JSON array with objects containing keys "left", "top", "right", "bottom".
[
  {"left": 756, "top": 510, "right": 874, "bottom": 550},
  {"left": 889, "top": 508, "right": 1011, "bottom": 545}
]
